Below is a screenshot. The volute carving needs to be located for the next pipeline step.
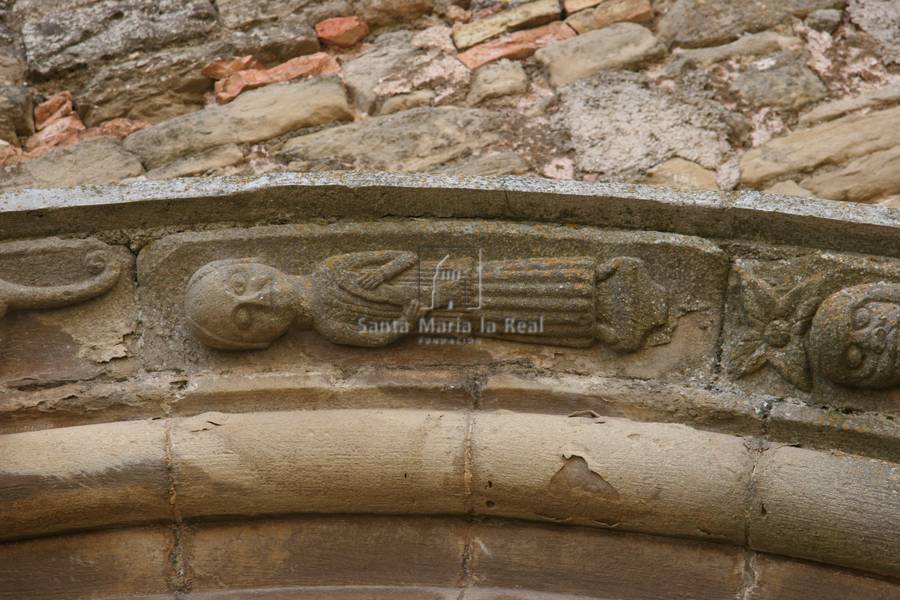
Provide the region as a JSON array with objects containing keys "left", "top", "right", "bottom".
[
  {"left": 0, "top": 249, "right": 122, "bottom": 320},
  {"left": 184, "top": 251, "right": 669, "bottom": 353}
]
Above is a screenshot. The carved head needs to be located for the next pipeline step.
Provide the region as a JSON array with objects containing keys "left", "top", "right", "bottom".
[
  {"left": 184, "top": 259, "right": 298, "bottom": 350},
  {"left": 809, "top": 283, "right": 900, "bottom": 389}
]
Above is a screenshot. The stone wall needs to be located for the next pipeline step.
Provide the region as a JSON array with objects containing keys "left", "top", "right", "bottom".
[
  {"left": 0, "top": 0, "right": 898, "bottom": 206},
  {"left": 0, "top": 175, "right": 897, "bottom": 598}
]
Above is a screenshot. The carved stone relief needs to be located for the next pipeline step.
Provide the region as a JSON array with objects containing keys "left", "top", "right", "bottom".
[
  {"left": 0, "top": 248, "right": 121, "bottom": 320},
  {"left": 0, "top": 237, "right": 129, "bottom": 387},
  {"left": 183, "top": 253, "right": 669, "bottom": 353},
  {"left": 724, "top": 254, "right": 899, "bottom": 400},
  {"left": 138, "top": 221, "right": 727, "bottom": 377}
]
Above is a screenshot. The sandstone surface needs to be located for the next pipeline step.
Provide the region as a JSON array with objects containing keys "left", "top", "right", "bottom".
[
  {"left": 535, "top": 23, "right": 663, "bottom": 86},
  {"left": 0, "top": 137, "right": 144, "bottom": 190},
  {"left": 124, "top": 76, "right": 352, "bottom": 169},
  {"left": 280, "top": 106, "right": 510, "bottom": 172},
  {"left": 740, "top": 105, "right": 900, "bottom": 186}
]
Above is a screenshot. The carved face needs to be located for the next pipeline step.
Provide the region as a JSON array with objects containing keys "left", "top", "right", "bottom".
[
  {"left": 184, "top": 260, "right": 296, "bottom": 350},
  {"left": 809, "top": 283, "right": 900, "bottom": 389}
]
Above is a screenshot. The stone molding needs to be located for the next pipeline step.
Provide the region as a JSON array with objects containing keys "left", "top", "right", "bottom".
[
  {"left": 2, "top": 409, "right": 899, "bottom": 579},
  {"left": 0, "top": 174, "right": 897, "bottom": 596}
]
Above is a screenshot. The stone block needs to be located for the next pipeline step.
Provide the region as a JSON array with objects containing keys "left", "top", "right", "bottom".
[
  {"left": 748, "top": 554, "right": 900, "bottom": 599},
  {"left": 0, "top": 527, "right": 173, "bottom": 599},
  {"left": 565, "top": 0, "right": 653, "bottom": 34},
  {"left": 78, "top": 42, "right": 236, "bottom": 126},
  {"left": 452, "top": 0, "right": 561, "bottom": 49},
  {"left": 0, "top": 236, "right": 137, "bottom": 386},
  {"left": 749, "top": 445, "right": 900, "bottom": 578},
  {"left": 466, "top": 59, "right": 529, "bottom": 104},
  {"left": 124, "top": 76, "right": 352, "bottom": 169},
  {"left": 0, "top": 85, "right": 32, "bottom": 145},
  {"left": 555, "top": 72, "right": 734, "bottom": 178},
  {"left": 471, "top": 519, "right": 744, "bottom": 598},
  {"left": 535, "top": 23, "right": 664, "bottom": 86},
  {"left": 801, "top": 144, "right": 900, "bottom": 202},
  {"left": 721, "top": 252, "right": 900, "bottom": 410},
  {"left": 281, "top": 107, "right": 510, "bottom": 172},
  {"left": 183, "top": 516, "right": 465, "bottom": 591},
  {"left": 137, "top": 221, "right": 726, "bottom": 379},
  {"left": 171, "top": 409, "right": 469, "bottom": 519},
  {"left": 740, "top": 105, "right": 900, "bottom": 187},
  {"left": 21, "top": 0, "right": 218, "bottom": 78},
  {"left": 659, "top": 0, "right": 845, "bottom": 48},
  {"left": 0, "top": 418, "right": 170, "bottom": 540},
  {"left": 471, "top": 412, "right": 752, "bottom": 543}
]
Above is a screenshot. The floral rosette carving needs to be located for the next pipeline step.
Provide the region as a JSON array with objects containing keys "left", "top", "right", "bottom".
[{"left": 727, "top": 269, "right": 824, "bottom": 391}]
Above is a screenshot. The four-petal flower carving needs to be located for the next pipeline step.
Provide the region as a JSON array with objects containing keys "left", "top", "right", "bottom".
[{"left": 728, "top": 270, "right": 825, "bottom": 391}]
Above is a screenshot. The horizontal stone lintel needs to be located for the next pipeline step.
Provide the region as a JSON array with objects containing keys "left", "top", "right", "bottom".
[{"left": 0, "top": 173, "right": 896, "bottom": 257}]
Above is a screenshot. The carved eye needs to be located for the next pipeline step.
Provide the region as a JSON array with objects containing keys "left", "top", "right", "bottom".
[
  {"left": 845, "top": 345, "right": 864, "bottom": 368},
  {"left": 853, "top": 308, "right": 871, "bottom": 328},
  {"left": 233, "top": 306, "right": 252, "bottom": 330},
  {"left": 230, "top": 273, "right": 247, "bottom": 295}
]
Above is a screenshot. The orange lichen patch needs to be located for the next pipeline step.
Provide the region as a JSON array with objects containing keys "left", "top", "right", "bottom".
[
  {"left": 201, "top": 55, "right": 264, "bottom": 80},
  {"left": 34, "top": 91, "right": 73, "bottom": 131},
  {"left": 458, "top": 22, "right": 576, "bottom": 70},
  {"left": 214, "top": 53, "right": 341, "bottom": 104},
  {"left": 315, "top": 16, "right": 370, "bottom": 47}
]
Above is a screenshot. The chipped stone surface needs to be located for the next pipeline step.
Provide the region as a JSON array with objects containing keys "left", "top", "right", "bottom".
[
  {"left": 535, "top": 23, "right": 664, "bottom": 86},
  {"left": 21, "top": 0, "right": 218, "bottom": 78},
  {"left": 806, "top": 8, "right": 843, "bottom": 31},
  {"left": 457, "top": 21, "right": 576, "bottom": 70},
  {"left": 280, "top": 106, "right": 510, "bottom": 172},
  {"left": 646, "top": 158, "right": 719, "bottom": 190},
  {"left": 315, "top": 16, "right": 370, "bottom": 47},
  {"left": 765, "top": 180, "right": 817, "bottom": 197},
  {"left": 799, "top": 83, "right": 900, "bottom": 125},
  {"left": 452, "top": 0, "right": 561, "bottom": 49},
  {"left": 732, "top": 52, "right": 827, "bottom": 110},
  {"left": 659, "top": 0, "right": 846, "bottom": 48},
  {"left": 124, "top": 76, "right": 352, "bottom": 169},
  {"left": 674, "top": 32, "right": 801, "bottom": 67},
  {"left": 342, "top": 31, "right": 424, "bottom": 113},
  {"left": 213, "top": 53, "right": 340, "bottom": 103},
  {"left": 77, "top": 42, "right": 235, "bottom": 126},
  {"left": 225, "top": 18, "right": 320, "bottom": 64},
  {"left": 555, "top": 72, "right": 733, "bottom": 178},
  {"left": 565, "top": 0, "right": 653, "bottom": 34},
  {"left": 377, "top": 89, "right": 435, "bottom": 114},
  {"left": 0, "top": 138, "right": 144, "bottom": 190},
  {"left": 801, "top": 145, "right": 900, "bottom": 202},
  {"left": 145, "top": 144, "right": 245, "bottom": 180},
  {"left": 438, "top": 151, "right": 530, "bottom": 176},
  {"left": 467, "top": 59, "right": 529, "bottom": 104},
  {"left": 847, "top": 0, "right": 900, "bottom": 63},
  {"left": 740, "top": 105, "right": 900, "bottom": 186},
  {"left": 0, "top": 84, "right": 33, "bottom": 145}
]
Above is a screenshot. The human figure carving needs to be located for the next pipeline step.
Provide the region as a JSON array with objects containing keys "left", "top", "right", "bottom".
[
  {"left": 0, "top": 250, "right": 122, "bottom": 320},
  {"left": 184, "top": 251, "right": 669, "bottom": 352},
  {"left": 809, "top": 283, "right": 900, "bottom": 389}
]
